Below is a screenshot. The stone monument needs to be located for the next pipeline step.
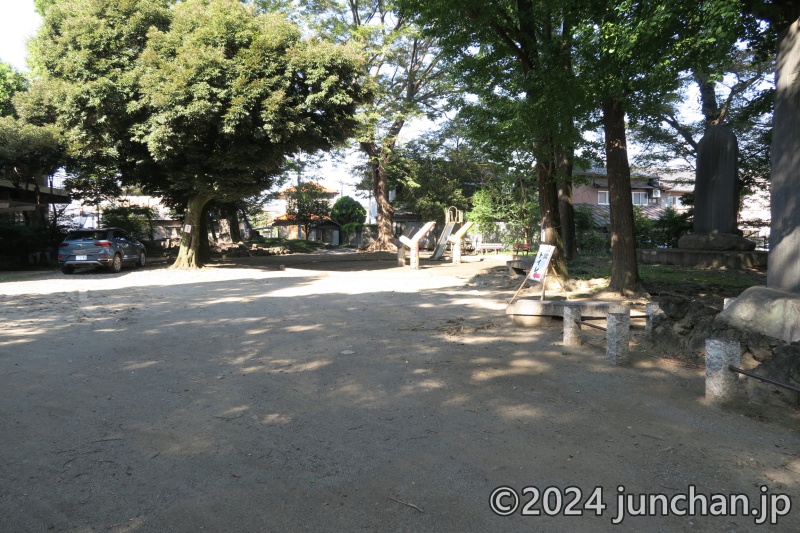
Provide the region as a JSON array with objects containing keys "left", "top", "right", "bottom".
[
  {"left": 767, "top": 18, "right": 800, "bottom": 293},
  {"left": 677, "top": 124, "right": 756, "bottom": 252}
]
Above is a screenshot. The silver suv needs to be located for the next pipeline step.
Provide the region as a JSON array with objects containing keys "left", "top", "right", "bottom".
[{"left": 58, "top": 228, "right": 146, "bottom": 274}]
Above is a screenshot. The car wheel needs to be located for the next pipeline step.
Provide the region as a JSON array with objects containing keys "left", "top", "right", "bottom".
[
  {"left": 109, "top": 254, "right": 123, "bottom": 273},
  {"left": 136, "top": 251, "right": 146, "bottom": 267},
  {"left": 61, "top": 265, "right": 75, "bottom": 275}
]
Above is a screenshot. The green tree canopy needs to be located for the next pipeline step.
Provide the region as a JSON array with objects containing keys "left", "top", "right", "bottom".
[
  {"left": 24, "top": 0, "right": 370, "bottom": 267},
  {"left": 0, "top": 116, "right": 64, "bottom": 226},
  {"left": 294, "top": 0, "right": 452, "bottom": 252},
  {"left": 0, "top": 62, "right": 27, "bottom": 117},
  {"left": 330, "top": 196, "right": 366, "bottom": 226}
]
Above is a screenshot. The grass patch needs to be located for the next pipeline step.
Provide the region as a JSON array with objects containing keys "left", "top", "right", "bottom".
[
  {"left": 567, "top": 253, "right": 765, "bottom": 296},
  {"left": 639, "top": 264, "right": 765, "bottom": 295},
  {"left": 567, "top": 254, "right": 611, "bottom": 280}
]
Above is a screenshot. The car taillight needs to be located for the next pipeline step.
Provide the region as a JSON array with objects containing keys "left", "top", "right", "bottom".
[
  {"left": 94, "top": 241, "right": 112, "bottom": 247},
  {"left": 59, "top": 243, "right": 69, "bottom": 248}
]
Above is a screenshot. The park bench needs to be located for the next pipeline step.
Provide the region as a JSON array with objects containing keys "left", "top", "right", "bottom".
[
  {"left": 476, "top": 242, "right": 504, "bottom": 253},
  {"left": 513, "top": 243, "right": 531, "bottom": 254}
]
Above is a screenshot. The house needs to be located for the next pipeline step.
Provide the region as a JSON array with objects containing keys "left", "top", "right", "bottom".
[
  {"left": 263, "top": 181, "right": 340, "bottom": 222},
  {"left": 573, "top": 170, "right": 690, "bottom": 212},
  {"left": 571, "top": 170, "right": 692, "bottom": 232},
  {"left": 266, "top": 181, "right": 343, "bottom": 243},
  {"left": 271, "top": 213, "right": 340, "bottom": 244},
  {"left": 0, "top": 174, "right": 71, "bottom": 222}
]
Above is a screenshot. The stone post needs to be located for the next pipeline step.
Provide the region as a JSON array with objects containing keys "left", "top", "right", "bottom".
[
  {"left": 409, "top": 244, "right": 420, "bottom": 270},
  {"left": 396, "top": 245, "right": 406, "bottom": 267},
  {"left": 606, "top": 309, "right": 630, "bottom": 365},
  {"left": 705, "top": 338, "right": 741, "bottom": 404},
  {"left": 645, "top": 302, "right": 660, "bottom": 335},
  {"left": 452, "top": 242, "right": 462, "bottom": 265},
  {"left": 563, "top": 304, "right": 582, "bottom": 347}
]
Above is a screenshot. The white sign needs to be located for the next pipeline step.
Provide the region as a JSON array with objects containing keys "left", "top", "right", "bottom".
[
  {"left": 184, "top": 224, "right": 192, "bottom": 234},
  {"left": 529, "top": 244, "right": 555, "bottom": 282}
]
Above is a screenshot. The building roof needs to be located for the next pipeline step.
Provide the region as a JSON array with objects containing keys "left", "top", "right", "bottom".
[
  {"left": 575, "top": 203, "right": 667, "bottom": 228},
  {"left": 271, "top": 213, "right": 340, "bottom": 227},
  {"left": 278, "top": 181, "right": 339, "bottom": 198}
]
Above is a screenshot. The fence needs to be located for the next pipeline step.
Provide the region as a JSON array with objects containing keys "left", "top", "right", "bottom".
[
  {"left": 562, "top": 303, "right": 657, "bottom": 366},
  {"left": 704, "top": 338, "right": 800, "bottom": 405}
]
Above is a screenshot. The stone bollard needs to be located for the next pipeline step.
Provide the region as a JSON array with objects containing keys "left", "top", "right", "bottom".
[
  {"left": 606, "top": 308, "right": 630, "bottom": 365},
  {"left": 563, "top": 304, "right": 582, "bottom": 347},
  {"left": 452, "top": 243, "right": 462, "bottom": 265},
  {"left": 409, "top": 244, "right": 420, "bottom": 270},
  {"left": 705, "top": 338, "right": 741, "bottom": 404},
  {"left": 645, "top": 302, "right": 660, "bottom": 334},
  {"left": 397, "top": 245, "right": 406, "bottom": 267}
]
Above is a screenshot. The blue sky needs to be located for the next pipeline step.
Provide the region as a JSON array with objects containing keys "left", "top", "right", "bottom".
[{"left": 0, "top": 0, "right": 41, "bottom": 71}]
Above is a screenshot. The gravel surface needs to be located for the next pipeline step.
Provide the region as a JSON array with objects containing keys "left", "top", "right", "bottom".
[{"left": 1, "top": 252, "right": 799, "bottom": 532}]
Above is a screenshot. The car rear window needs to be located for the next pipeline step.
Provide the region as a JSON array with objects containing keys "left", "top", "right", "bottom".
[{"left": 65, "top": 231, "right": 107, "bottom": 241}]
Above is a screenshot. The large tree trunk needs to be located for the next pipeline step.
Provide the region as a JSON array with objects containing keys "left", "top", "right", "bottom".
[
  {"left": 199, "top": 209, "right": 212, "bottom": 264},
  {"left": 557, "top": 179, "right": 577, "bottom": 260},
  {"left": 229, "top": 210, "right": 242, "bottom": 242},
  {"left": 361, "top": 141, "right": 397, "bottom": 252},
  {"left": 603, "top": 99, "right": 642, "bottom": 295},
  {"left": 767, "top": 17, "right": 800, "bottom": 292},
  {"left": 216, "top": 204, "right": 242, "bottom": 243},
  {"left": 171, "top": 194, "right": 214, "bottom": 269},
  {"left": 218, "top": 216, "right": 232, "bottom": 243},
  {"left": 536, "top": 163, "right": 568, "bottom": 281}
]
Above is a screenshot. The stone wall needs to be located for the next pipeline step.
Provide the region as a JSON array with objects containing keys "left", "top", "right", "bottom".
[{"left": 646, "top": 294, "right": 799, "bottom": 407}]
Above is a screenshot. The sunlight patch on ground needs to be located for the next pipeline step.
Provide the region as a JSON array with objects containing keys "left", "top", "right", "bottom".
[
  {"left": 266, "top": 359, "right": 332, "bottom": 373},
  {"left": 260, "top": 413, "right": 292, "bottom": 425},
  {"left": 399, "top": 378, "right": 447, "bottom": 394},
  {"left": 0, "top": 267, "right": 309, "bottom": 296},
  {"left": 284, "top": 324, "right": 323, "bottom": 333},
  {"left": 0, "top": 337, "right": 34, "bottom": 346},
  {"left": 496, "top": 403, "right": 543, "bottom": 420},
  {"left": 471, "top": 358, "right": 552, "bottom": 382},
  {"left": 203, "top": 296, "right": 254, "bottom": 304},
  {"left": 123, "top": 360, "right": 161, "bottom": 371}
]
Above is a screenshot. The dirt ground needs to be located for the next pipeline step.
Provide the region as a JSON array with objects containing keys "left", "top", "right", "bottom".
[{"left": 1, "top": 250, "right": 799, "bottom": 532}]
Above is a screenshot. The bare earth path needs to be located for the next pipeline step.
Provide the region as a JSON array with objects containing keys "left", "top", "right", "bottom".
[{"left": 1, "top": 252, "right": 798, "bottom": 532}]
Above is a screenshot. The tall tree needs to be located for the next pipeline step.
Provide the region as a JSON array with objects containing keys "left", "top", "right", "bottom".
[
  {"left": 576, "top": 1, "right": 732, "bottom": 294},
  {"left": 0, "top": 62, "right": 27, "bottom": 118},
  {"left": 24, "top": 0, "right": 369, "bottom": 268},
  {"left": 296, "top": 0, "right": 451, "bottom": 251},
  {"left": 0, "top": 117, "right": 64, "bottom": 226},
  {"left": 398, "top": 0, "right": 589, "bottom": 278},
  {"left": 390, "top": 124, "right": 484, "bottom": 224},
  {"left": 630, "top": 6, "right": 774, "bottom": 223}
]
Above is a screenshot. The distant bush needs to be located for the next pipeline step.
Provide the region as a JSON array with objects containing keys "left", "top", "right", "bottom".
[
  {"left": 574, "top": 205, "right": 608, "bottom": 254},
  {"left": 101, "top": 205, "right": 155, "bottom": 240},
  {"left": 331, "top": 196, "right": 366, "bottom": 226}
]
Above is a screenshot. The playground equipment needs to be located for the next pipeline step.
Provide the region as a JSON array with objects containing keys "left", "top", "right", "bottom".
[
  {"left": 430, "top": 207, "right": 463, "bottom": 261},
  {"left": 399, "top": 221, "right": 436, "bottom": 270},
  {"left": 447, "top": 221, "right": 474, "bottom": 264}
]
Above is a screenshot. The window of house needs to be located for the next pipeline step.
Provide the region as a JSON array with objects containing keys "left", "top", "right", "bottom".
[
  {"left": 632, "top": 192, "right": 648, "bottom": 205},
  {"left": 598, "top": 190, "right": 609, "bottom": 205},
  {"left": 665, "top": 195, "right": 683, "bottom": 208}
]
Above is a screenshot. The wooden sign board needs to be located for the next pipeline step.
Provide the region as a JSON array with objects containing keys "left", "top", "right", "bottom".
[{"left": 529, "top": 244, "right": 555, "bottom": 282}]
